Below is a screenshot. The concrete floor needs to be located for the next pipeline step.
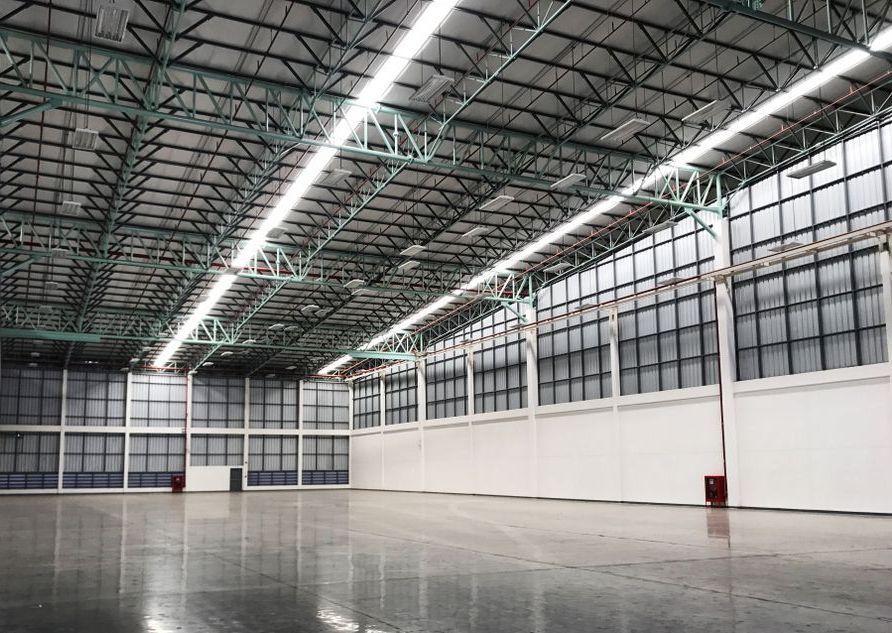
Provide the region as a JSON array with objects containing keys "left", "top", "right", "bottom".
[{"left": 1, "top": 491, "right": 890, "bottom": 632}]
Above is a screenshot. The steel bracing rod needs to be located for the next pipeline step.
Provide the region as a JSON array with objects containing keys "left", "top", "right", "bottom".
[
  {"left": 699, "top": 0, "right": 892, "bottom": 63},
  {"left": 237, "top": 0, "right": 572, "bottom": 374},
  {"left": 60, "top": 1, "right": 188, "bottom": 366}
]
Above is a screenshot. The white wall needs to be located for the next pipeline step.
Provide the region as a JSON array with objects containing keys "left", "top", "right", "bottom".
[
  {"left": 352, "top": 386, "right": 726, "bottom": 507},
  {"left": 185, "top": 465, "right": 233, "bottom": 492},
  {"left": 352, "top": 365, "right": 892, "bottom": 513},
  {"left": 731, "top": 364, "right": 892, "bottom": 514}
]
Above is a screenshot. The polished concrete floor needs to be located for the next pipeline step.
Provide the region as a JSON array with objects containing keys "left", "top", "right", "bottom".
[{"left": 1, "top": 490, "right": 890, "bottom": 632}]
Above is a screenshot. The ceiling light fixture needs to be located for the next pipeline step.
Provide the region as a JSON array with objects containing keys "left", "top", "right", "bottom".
[
  {"left": 70, "top": 128, "right": 99, "bottom": 151},
  {"left": 398, "top": 260, "right": 420, "bottom": 271},
  {"left": 600, "top": 118, "right": 651, "bottom": 144},
  {"left": 642, "top": 219, "right": 678, "bottom": 235},
  {"left": 544, "top": 261, "right": 572, "bottom": 274},
  {"left": 344, "top": 278, "right": 365, "bottom": 289},
  {"left": 268, "top": 323, "right": 284, "bottom": 330},
  {"left": 400, "top": 244, "right": 426, "bottom": 257},
  {"left": 768, "top": 241, "right": 804, "bottom": 253},
  {"left": 220, "top": 351, "right": 233, "bottom": 357},
  {"left": 94, "top": 3, "right": 130, "bottom": 42},
  {"left": 317, "top": 24, "right": 892, "bottom": 374},
  {"left": 787, "top": 160, "right": 836, "bottom": 179},
  {"left": 461, "top": 226, "right": 490, "bottom": 239},
  {"left": 153, "top": 0, "right": 460, "bottom": 368},
  {"left": 479, "top": 195, "right": 514, "bottom": 211},
  {"left": 301, "top": 304, "right": 320, "bottom": 313},
  {"left": 320, "top": 168, "right": 352, "bottom": 186},
  {"left": 550, "top": 172, "right": 586, "bottom": 190},
  {"left": 60, "top": 200, "right": 82, "bottom": 216},
  {"left": 682, "top": 99, "right": 730, "bottom": 125},
  {"left": 409, "top": 73, "right": 453, "bottom": 102}
]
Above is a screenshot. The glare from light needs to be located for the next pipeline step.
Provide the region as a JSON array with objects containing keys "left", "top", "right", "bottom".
[
  {"left": 155, "top": 0, "right": 460, "bottom": 367},
  {"left": 316, "top": 25, "right": 892, "bottom": 374}
]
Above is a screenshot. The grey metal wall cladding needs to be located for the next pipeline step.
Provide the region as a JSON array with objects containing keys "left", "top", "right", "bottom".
[
  {"left": 729, "top": 123, "right": 891, "bottom": 380},
  {"left": 472, "top": 307, "right": 528, "bottom": 413},
  {"left": 538, "top": 215, "right": 717, "bottom": 399},
  {"left": 249, "top": 379, "right": 298, "bottom": 429},
  {"left": 384, "top": 365, "right": 417, "bottom": 425},
  {"left": 0, "top": 366, "right": 63, "bottom": 425},
  {"left": 303, "top": 381, "right": 349, "bottom": 430},
  {"left": 426, "top": 333, "right": 467, "bottom": 420},
  {"left": 66, "top": 371, "right": 126, "bottom": 426},
  {"left": 192, "top": 376, "right": 245, "bottom": 428},
  {"left": 130, "top": 373, "right": 187, "bottom": 427},
  {"left": 352, "top": 375, "right": 380, "bottom": 429},
  {"left": 0, "top": 432, "right": 58, "bottom": 472},
  {"left": 64, "top": 433, "right": 124, "bottom": 472},
  {"left": 248, "top": 435, "right": 297, "bottom": 471},
  {"left": 128, "top": 434, "right": 185, "bottom": 472},
  {"left": 190, "top": 434, "right": 243, "bottom": 466},
  {"left": 302, "top": 436, "right": 349, "bottom": 471}
]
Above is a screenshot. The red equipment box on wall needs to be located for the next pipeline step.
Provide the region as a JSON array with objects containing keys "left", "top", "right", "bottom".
[
  {"left": 704, "top": 475, "right": 727, "bottom": 506},
  {"left": 171, "top": 474, "right": 185, "bottom": 493}
]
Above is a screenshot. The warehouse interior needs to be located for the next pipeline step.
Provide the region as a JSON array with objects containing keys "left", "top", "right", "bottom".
[{"left": 2, "top": 0, "right": 892, "bottom": 631}]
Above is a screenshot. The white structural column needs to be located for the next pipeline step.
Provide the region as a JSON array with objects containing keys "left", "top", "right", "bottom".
[
  {"left": 466, "top": 346, "right": 476, "bottom": 416},
  {"left": 297, "top": 379, "right": 305, "bottom": 485},
  {"left": 56, "top": 369, "right": 68, "bottom": 492},
  {"left": 524, "top": 305, "right": 539, "bottom": 496},
  {"left": 122, "top": 371, "right": 133, "bottom": 489},
  {"left": 607, "top": 307, "right": 623, "bottom": 497},
  {"left": 878, "top": 238, "right": 892, "bottom": 376},
  {"left": 242, "top": 376, "right": 250, "bottom": 490},
  {"left": 713, "top": 216, "right": 741, "bottom": 505},
  {"left": 416, "top": 360, "right": 427, "bottom": 491},
  {"left": 184, "top": 373, "right": 193, "bottom": 477}
]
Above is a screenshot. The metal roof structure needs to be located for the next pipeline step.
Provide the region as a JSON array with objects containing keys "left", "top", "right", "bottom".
[{"left": 1, "top": 0, "right": 891, "bottom": 377}]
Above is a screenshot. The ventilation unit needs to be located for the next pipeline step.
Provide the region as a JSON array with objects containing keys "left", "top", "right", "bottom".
[
  {"left": 69, "top": 128, "right": 99, "bottom": 151},
  {"left": 94, "top": 3, "right": 130, "bottom": 42}
]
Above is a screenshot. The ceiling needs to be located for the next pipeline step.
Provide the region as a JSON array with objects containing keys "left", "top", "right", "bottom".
[{"left": 1, "top": 0, "right": 891, "bottom": 376}]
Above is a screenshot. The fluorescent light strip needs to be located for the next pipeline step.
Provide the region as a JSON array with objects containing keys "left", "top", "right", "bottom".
[
  {"left": 317, "top": 25, "right": 892, "bottom": 374},
  {"left": 154, "top": 0, "right": 460, "bottom": 368}
]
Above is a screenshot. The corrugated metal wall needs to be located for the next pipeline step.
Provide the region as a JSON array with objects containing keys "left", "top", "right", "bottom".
[
  {"left": 0, "top": 366, "right": 63, "bottom": 425},
  {"left": 130, "top": 373, "right": 187, "bottom": 427},
  {"left": 471, "top": 307, "right": 528, "bottom": 413},
  {"left": 249, "top": 378, "right": 298, "bottom": 429},
  {"left": 384, "top": 365, "right": 417, "bottom": 425},
  {"left": 352, "top": 375, "right": 380, "bottom": 429},
  {"left": 192, "top": 376, "right": 244, "bottom": 428},
  {"left": 190, "top": 434, "right": 243, "bottom": 466},
  {"left": 303, "top": 381, "right": 349, "bottom": 430},
  {"left": 729, "top": 124, "right": 890, "bottom": 379},
  {"left": 425, "top": 333, "right": 467, "bottom": 420},
  {"left": 66, "top": 370, "right": 126, "bottom": 426}
]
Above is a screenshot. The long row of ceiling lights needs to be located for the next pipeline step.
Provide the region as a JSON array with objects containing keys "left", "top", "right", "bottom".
[
  {"left": 152, "top": 0, "right": 462, "bottom": 368},
  {"left": 317, "top": 25, "right": 892, "bottom": 375}
]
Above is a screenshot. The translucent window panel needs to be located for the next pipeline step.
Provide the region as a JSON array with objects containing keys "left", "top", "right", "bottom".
[
  {"left": 302, "top": 436, "right": 349, "bottom": 471},
  {"left": 352, "top": 375, "right": 380, "bottom": 429},
  {"left": 0, "top": 366, "right": 62, "bottom": 425},
  {"left": 130, "top": 373, "right": 187, "bottom": 427},
  {"left": 302, "top": 381, "right": 349, "bottom": 430},
  {"left": 192, "top": 376, "right": 244, "bottom": 428},
  {"left": 190, "top": 434, "right": 243, "bottom": 466},
  {"left": 730, "top": 123, "right": 891, "bottom": 379},
  {"left": 128, "top": 434, "right": 185, "bottom": 472},
  {"left": 65, "top": 370, "right": 126, "bottom": 426},
  {"left": 471, "top": 307, "right": 528, "bottom": 413},
  {"left": 64, "top": 433, "right": 124, "bottom": 472},
  {"left": 247, "top": 435, "right": 297, "bottom": 471},
  {"left": 384, "top": 365, "right": 417, "bottom": 425},
  {"left": 538, "top": 272, "right": 611, "bottom": 405},
  {"left": 0, "top": 432, "right": 59, "bottom": 472},
  {"left": 249, "top": 378, "right": 298, "bottom": 429},
  {"left": 426, "top": 334, "right": 467, "bottom": 420}
]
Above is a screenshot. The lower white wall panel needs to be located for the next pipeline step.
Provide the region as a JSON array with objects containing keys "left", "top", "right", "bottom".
[
  {"left": 381, "top": 428, "right": 423, "bottom": 491},
  {"left": 423, "top": 423, "right": 473, "bottom": 494},
  {"left": 619, "top": 393, "right": 724, "bottom": 505},
  {"left": 355, "top": 366, "right": 892, "bottom": 513},
  {"left": 350, "top": 433, "right": 382, "bottom": 490},
  {"left": 185, "top": 465, "right": 232, "bottom": 492},
  {"left": 733, "top": 367, "right": 892, "bottom": 513},
  {"left": 536, "top": 407, "right": 620, "bottom": 501}
]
